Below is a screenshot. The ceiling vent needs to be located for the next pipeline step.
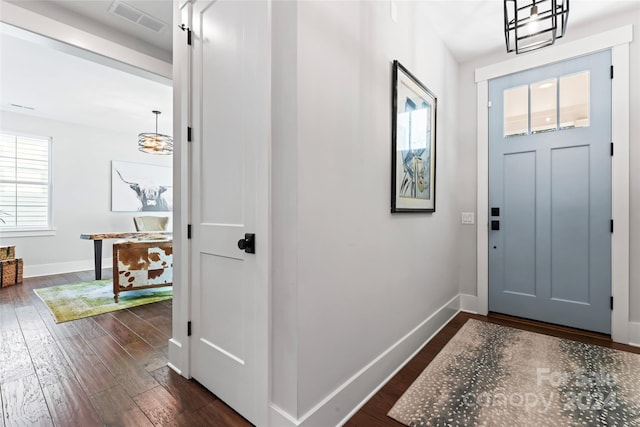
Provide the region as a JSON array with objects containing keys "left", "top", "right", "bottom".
[{"left": 108, "top": 1, "right": 167, "bottom": 33}]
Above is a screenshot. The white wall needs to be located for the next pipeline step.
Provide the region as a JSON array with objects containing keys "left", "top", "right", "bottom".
[
  {"left": 0, "top": 111, "right": 172, "bottom": 277},
  {"left": 456, "top": 7, "right": 640, "bottom": 318},
  {"left": 271, "top": 0, "right": 460, "bottom": 422}
]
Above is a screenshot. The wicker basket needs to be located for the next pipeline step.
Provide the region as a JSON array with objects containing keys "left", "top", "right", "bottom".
[
  {"left": 0, "top": 246, "right": 15, "bottom": 261},
  {"left": 1, "top": 258, "right": 23, "bottom": 287}
]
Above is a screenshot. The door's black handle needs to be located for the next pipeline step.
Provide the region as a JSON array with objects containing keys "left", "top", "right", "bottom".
[
  {"left": 491, "top": 207, "right": 500, "bottom": 217},
  {"left": 237, "top": 233, "right": 256, "bottom": 254},
  {"left": 491, "top": 220, "right": 500, "bottom": 231}
]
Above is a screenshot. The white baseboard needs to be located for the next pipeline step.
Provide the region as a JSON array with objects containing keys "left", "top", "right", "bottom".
[
  {"left": 168, "top": 338, "right": 186, "bottom": 376},
  {"left": 628, "top": 321, "right": 640, "bottom": 348},
  {"left": 270, "top": 404, "right": 300, "bottom": 427},
  {"left": 167, "top": 361, "right": 183, "bottom": 376},
  {"left": 24, "top": 258, "right": 111, "bottom": 278},
  {"left": 458, "top": 294, "right": 639, "bottom": 347},
  {"left": 459, "top": 293, "right": 478, "bottom": 314},
  {"left": 269, "top": 294, "right": 461, "bottom": 427},
  {"left": 457, "top": 294, "right": 640, "bottom": 348},
  {"left": 269, "top": 295, "right": 639, "bottom": 427}
]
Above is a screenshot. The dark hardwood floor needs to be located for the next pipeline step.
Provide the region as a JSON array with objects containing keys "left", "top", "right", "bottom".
[
  {"left": 345, "top": 311, "right": 640, "bottom": 426},
  {"left": 0, "top": 269, "right": 251, "bottom": 427},
  {"left": 6, "top": 272, "right": 638, "bottom": 426}
]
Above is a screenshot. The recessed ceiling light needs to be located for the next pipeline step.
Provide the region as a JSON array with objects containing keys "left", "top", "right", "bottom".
[
  {"left": 9, "top": 103, "right": 35, "bottom": 110},
  {"left": 538, "top": 82, "right": 554, "bottom": 89}
]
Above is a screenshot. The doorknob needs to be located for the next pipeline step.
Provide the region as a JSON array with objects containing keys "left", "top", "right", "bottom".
[{"left": 237, "top": 233, "right": 256, "bottom": 254}]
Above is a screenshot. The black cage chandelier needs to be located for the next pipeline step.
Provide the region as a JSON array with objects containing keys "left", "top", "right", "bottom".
[{"left": 504, "top": 0, "right": 569, "bottom": 54}]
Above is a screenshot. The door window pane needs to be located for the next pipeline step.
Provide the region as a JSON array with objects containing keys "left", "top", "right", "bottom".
[
  {"left": 531, "top": 78, "right": 557, "bottom": 133},
  {"left": 560, "top": 71, "right": 590, "bottom": 129},
  {"left": 504, "top": 85, "right": 528, "bottom": 137}
]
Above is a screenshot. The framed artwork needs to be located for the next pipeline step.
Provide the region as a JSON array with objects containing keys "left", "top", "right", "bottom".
[
  {"left": 391, "top": 60, "right": 437, "bottom": 213},
  {"left": 111, "top": 160, "right": 173, "bottom": 212}
]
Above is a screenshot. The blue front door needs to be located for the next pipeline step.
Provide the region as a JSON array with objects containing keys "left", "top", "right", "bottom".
[{"left": 488, "top": 51, "right": 612, "bottom": 334}]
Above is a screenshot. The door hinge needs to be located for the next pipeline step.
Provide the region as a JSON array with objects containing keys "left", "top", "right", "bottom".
[
  {"left": 611, "top": 142, "right": 614, "bottom": 156},
  {"left": 187, "top": 224, "right": 192, "bottom": 239},
  {"left": 610, "top": 65, "right": 614, "bottom": 79},
  {"left": 179, "top": 24, "right": 192, "bottom": 45},
  {"left": 187, "top": 126, "right": 192, "bottom": 142},
  {"left": 611, "top": 219, "right": 614, "bottom": 233},
  {"left": 187, "top": 321, "right": 192, "bottom": 336},
  {"left": 611, "top": 296, "right": 614, "bottom": 310}
]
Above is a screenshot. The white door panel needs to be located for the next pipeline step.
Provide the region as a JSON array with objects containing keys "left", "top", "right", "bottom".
[
  {"left": 199, "top": 224, "right": 244, "bottom": 259},
  {"left": 190, "top": 0, "right": 268, "bottom": 424},
  {"left": 200, "top": 253, "right": 246, "bottom": 359}
]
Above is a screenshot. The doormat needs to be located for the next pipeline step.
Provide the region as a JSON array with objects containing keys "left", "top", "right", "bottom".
[
  {"left": 388, "top": 319, "right": 640, "bottom": 426},
  {"left": 34, "top": 279, "right": 172, "bottom": 323}
]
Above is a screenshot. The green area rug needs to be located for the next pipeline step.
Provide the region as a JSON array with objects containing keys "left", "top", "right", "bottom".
[{"left": 34, "top": 279, "right": 172, "bottom": 323}]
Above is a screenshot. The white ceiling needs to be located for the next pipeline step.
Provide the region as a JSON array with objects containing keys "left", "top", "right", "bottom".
[
  {"left": 422, "top": 0, "right": 640, "bottom": 63},
  {"left": 0, "top": 24, "right": 172, "bottom": 137},
  {"left": 9, "top": 0, "right": 639, "bottom": 65},
  {"left": 5, "top": 0, "right": 173, "bottom": 61},
  {"left": 0, "top": 0, "right": 638, "bottom": 137},
  {"left": 0, "top": 1, "right": 173, "bottom": 137},
  {"left": 50, "top": 0, "right": 173, "bottom": 53},
  {"left": 36, "top": 0, "right": 640, "bottom": 63}
]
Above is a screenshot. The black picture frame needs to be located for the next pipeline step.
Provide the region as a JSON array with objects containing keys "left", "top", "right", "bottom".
[{"left": 391, "top": 60, "right": 437, "bottom": 213}]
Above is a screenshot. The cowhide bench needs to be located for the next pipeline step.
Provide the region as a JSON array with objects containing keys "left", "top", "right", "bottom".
[{"left": 112, "top": 239, "right": 173, "bottom": 303}]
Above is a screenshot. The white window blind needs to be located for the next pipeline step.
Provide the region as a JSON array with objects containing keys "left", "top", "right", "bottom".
[{"left": 0, "top": 133, "right": 51, "bottom": 230}]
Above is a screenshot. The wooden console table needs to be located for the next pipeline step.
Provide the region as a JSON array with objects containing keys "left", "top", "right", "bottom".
[{"left": 80, "top": 232, "right": 172, "bottom": 280}]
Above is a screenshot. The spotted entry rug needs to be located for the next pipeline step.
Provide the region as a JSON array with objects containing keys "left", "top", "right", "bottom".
[
  {"left": 34, "top": 279, "right": 172, "bottom": 323},
  {"left": 388, "top": 319, "right": 640, "bottom": 426}
]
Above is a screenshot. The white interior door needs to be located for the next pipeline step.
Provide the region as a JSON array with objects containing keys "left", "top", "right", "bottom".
[{"left": 190, "top": 0, "right": 269, "bottom": 425}]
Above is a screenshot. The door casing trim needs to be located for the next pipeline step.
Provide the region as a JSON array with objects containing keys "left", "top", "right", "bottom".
[{"left": 475, "top": 25, "right": 632, "bottom": 343}]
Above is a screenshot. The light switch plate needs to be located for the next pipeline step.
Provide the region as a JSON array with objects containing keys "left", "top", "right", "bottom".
[{"left": 461, "top": 212, "right": 475, "bottom": 225}]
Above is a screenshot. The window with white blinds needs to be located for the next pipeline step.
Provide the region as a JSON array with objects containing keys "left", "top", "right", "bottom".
[{"left": 0, "top": 133, "right": 52, "bottom": 230}]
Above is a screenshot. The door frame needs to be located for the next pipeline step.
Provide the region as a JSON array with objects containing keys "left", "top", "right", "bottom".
[
  {"left": 168, "top": 0, "right": 192, "bottom": 377},
  {"left": 475, "top": 25, "right": 632, "bottom": 343}
]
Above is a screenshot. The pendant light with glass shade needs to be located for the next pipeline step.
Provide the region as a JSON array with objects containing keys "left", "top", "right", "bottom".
[{"left": 138, "top": 110, "right": 173, "bottom": 155}]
